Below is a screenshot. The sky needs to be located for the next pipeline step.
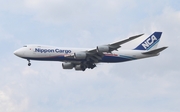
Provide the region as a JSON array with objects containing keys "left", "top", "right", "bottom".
[{"left": 0, "top": 0, "right": 180, "bottom": 112}]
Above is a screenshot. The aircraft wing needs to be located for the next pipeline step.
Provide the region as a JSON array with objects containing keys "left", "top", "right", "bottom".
[
  {"left": 86, "top": 33, "right": 144, "bottom": 62},
  {"left": 66, "top": 33, "right": 144, "bottom": 63},
  {"left": 88, "top": 33, "right": 144, "bottom": 53},
  {"left": 64, "top": 33, "right": 144, "bottom": 70},
  {"left": 109, "top": 33, "right": 144, "bottom": 48}
]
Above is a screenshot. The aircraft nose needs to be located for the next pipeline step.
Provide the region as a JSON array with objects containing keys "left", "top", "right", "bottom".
[
  {"left": 14, "top": 50, "right": 20, "bottom": 56},
  {"left": 14, "top": 49, "right": 24, "bottom": 57}
]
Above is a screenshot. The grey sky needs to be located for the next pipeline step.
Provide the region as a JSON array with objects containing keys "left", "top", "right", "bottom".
[{"left": 0, "top": 0, "right": 179, "bottom": 112}]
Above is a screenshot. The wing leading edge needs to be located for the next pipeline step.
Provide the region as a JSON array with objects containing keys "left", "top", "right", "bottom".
[{"left": 86, "top": 33, "right": 144, "bottom": 62}]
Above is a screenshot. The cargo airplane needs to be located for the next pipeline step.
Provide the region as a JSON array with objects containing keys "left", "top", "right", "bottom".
[{"left": 14, "top": 32, "right": 167, "bottom": 71}]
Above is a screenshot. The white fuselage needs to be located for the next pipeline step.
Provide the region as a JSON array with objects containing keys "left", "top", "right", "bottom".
[
  {"left": 13, "top": 32, "right": 167, "bottom": 71},
  {"left": 14, "top": 45, "right": 158, "bottom": 63}
]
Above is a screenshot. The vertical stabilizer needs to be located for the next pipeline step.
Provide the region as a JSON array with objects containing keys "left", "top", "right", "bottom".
[{"left": 134, "top": 32, "right": 162, "bottom": 50}]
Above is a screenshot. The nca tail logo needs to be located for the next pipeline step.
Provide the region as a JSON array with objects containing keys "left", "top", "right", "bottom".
[{"left": 142, "top": 35, "right": 157, "bottom": 49}]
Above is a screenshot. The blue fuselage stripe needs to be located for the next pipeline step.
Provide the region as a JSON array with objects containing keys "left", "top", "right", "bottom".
[{"left": 22, "top": 55, "right": 135, "bottom": 63}]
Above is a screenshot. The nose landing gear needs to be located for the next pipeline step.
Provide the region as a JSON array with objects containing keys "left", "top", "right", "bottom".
[{"left": 27, "top": 59, "right": 31, "bottom": 66}]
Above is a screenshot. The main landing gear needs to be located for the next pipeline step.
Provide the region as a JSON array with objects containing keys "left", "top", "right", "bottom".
[
  {"left": 86, "top": 61, "right": 96, "bottom": 69},
  {"left": 81, "top": 61, "right": 96, "bottom": 70},
  {"left": 27, "top": 59, "right": 31, "bottom": 66}
]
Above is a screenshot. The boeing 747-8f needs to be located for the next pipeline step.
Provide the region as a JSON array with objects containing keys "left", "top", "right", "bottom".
[{"left": 14, "top": 32, "right": 167, "bottom": 71}]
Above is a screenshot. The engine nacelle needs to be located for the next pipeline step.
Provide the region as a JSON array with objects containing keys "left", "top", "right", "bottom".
[
  {"left": 96, "top": 45, "right": 110, "bottom": 53},
  {"left": 75, "top": 65, "right": 86, "bottom": 71},
  {"left": 75, "top": 65, "right": 82, "bottom": 70},
  {"left": 62, "top": 62, "right": 74, "bottom": 69},
  {"left": 74, "top": 52, "right": 87, "bottom": 59}
]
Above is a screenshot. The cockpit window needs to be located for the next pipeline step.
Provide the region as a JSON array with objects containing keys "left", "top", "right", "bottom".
[{"left": 23, "top": 45, "right": 27, "bottom": 47}]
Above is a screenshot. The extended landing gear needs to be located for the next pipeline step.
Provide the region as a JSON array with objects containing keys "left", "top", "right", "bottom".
[
  {"left": 80, "top": 61, "right": 96, "bottom": 71},
  {"left": 28, "top": 63, "right": 31, "bottom": 66},
  {"left": 90, "top": 64, "right": 96, "bottom": 69},
  {"left": 27, "top": 59, "right": 31, "bottom": 66},
  {"left": 86, "top": 61, "right": 96, "bottom": 69}
]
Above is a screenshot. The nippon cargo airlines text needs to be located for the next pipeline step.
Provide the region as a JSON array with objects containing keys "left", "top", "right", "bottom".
[{"left": 35, "top": 48, "right": 71, "bottom": 54}]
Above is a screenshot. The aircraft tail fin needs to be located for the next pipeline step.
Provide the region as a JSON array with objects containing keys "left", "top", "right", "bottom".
[
  {"left": 134, "top": 32, "right": 162, "bottom": 51},
  {"left": 142, "top": 46, "right": 168, "bottom": 54}
]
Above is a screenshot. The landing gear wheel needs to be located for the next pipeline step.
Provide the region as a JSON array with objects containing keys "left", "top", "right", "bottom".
[
  {"left": 91, "top": 64, "right": 96, "bottom": 69},
  {"left": 80, "top": 65, "right": 86, "bottom": 71},
  {"left": 27, "top": 59, "right": 31, "bottom": 66},
  {"left": 28, "top": 63, "right": 31, "bottom": 66}
]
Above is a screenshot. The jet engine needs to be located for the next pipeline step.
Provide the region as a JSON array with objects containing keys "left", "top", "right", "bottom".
[
  {"left": 96, "top": 45, "right": 110, "bottom": 53},
  {"left": 74, "top": 65, "right": 86, "bottom": 71},
  {"left": 74, "top": 52, "right": 87, "bottom": 59},
  {"left": 62, "top": 62, "right": 74, "bottom": 69}
]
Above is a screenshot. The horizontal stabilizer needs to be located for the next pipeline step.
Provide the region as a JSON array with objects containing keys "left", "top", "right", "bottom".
[{"left": 142, "top": 47, "right": 168, "bottom": 54}]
